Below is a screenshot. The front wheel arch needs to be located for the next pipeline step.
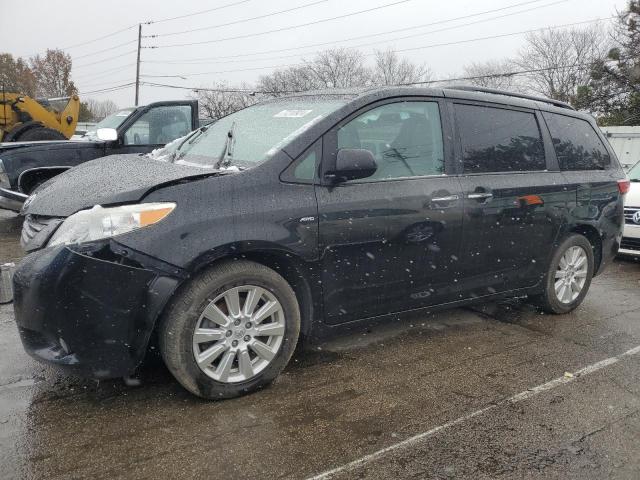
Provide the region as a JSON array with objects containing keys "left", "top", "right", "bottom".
[{"left": 185, "top": 244, "right": 318, "bottom": 340}]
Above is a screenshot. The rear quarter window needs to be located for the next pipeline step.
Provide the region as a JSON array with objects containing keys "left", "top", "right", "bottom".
[{"left": 542, "top": 112, "right": 611, "bottom": 171}]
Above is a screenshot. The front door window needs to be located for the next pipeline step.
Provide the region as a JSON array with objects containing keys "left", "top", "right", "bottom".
[
  {"left": 337, "top": 101, "right": 445, "bottom": 181},
  {"left": 124, "top": 105, "right": 192, "bottom": 145}
]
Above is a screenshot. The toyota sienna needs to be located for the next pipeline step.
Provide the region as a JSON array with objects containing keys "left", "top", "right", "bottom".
[{"left": 13, "top": 86, "right": 628, "bottom": 399}]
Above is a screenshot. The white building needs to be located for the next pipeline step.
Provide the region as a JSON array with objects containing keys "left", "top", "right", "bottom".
[{"left": 600, "top": 126, "right": 640, "bottom": 171}]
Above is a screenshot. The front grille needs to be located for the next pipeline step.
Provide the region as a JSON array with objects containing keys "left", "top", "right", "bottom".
[
  {"left": 621, "top": 237, "right": 640, "bottom": 251},
  {"left": 20, "top": 214, "right": 63, "bottom": 250},
  {"left": 624, "top": 206, "right": 640, "bottom": 225}
]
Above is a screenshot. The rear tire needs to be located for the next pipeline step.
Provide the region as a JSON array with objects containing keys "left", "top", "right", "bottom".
[
  {"left": 159, "top": 260, "right": 300, "bottom": 399},
  {"left": 533, "top": 234, "right": 594, "bottom": 314},
  {"left": 15, "top": 127, "right": 67, "bottom": 141}
]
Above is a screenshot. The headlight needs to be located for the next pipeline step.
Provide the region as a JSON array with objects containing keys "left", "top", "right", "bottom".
[{"left": 48, "top": 202, "right": 176, "bottom": 247}]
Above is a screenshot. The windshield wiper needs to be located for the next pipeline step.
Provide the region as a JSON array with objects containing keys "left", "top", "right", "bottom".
[
  {"left": 171, "top": 124, "right": 213, "bottom": 162},
  {"left": 214, "top": 122, "right": 236, "bottom": 170},
  {"left": 187, "top": 123, "right": 213, "bottom": 145}
]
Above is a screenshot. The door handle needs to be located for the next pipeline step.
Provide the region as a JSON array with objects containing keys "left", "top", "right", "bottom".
[
  {"left": 467, "top": 192, "right": 493, "bottom": 200},
  {"left": 431, "top": 194, "right": 460, "bottom": 202}
]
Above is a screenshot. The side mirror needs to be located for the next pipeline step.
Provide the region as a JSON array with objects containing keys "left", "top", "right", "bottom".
[
  {"left": 95, "top": 128, "right": 118, "bottom": 141},
  {"left": 326, "top": 149, "right": 377, "bottom": 183}
]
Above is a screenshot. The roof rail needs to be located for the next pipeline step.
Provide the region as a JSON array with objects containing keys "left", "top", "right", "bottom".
[{"left": 445, "top": 85, "right": 575, "bottom": 110}]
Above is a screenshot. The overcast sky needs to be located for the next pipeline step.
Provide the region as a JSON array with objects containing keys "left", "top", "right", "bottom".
[{"left": 0, "top": 0, "right": 627, "bottom": 108}]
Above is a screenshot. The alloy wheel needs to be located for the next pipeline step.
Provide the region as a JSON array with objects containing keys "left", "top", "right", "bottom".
[
  {"left": 192, "top": 285, "right": 285, "bottom": 383},
  {"left": 554, "top": 245, "right": 588, "bottom": 304}
]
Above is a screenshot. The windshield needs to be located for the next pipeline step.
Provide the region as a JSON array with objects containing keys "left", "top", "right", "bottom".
[
  {"left": 150, "top": 98, "right": 346, "bottom": 168},
  {"left": 629, "top": 161, "right": 640, "bottom": 181},
  {"left": 84, "top": 108, "right": 135, "bottom": 138}
]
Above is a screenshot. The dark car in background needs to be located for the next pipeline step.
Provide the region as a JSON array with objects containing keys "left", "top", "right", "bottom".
[
  {"left": 13, "top": 86, "right": 628, "bottom": 399},
  {"left": 0, "top": 100, "right": 198, "bottom": 211}
]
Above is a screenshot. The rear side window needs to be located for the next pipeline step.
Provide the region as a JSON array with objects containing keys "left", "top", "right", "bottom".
[
  {"left": 543, "top": 112, "right": 610, "bottom": 170},
  {"left": 455, "top": 104, "right": 546, "bottom": 173}
]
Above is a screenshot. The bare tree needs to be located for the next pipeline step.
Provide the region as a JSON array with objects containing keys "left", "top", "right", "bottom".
[
  {"left": 258, "top": 65, "right": 321, "bottom": 96},
  {"left": 85, "top": 99, "right": 119, "bottom": 121},
  {"left": 304, "top": 48, "right": 371, "bottom": 89},
  {"left": 258, "top": 48, "right": 371, "bottom": 95},
  {"left": 0, "top": 53, "right": 36, "bottom": 95},
  {"left": 371, "top": 49, "right": 431, "bottom": 86},
  {"left": 29, "top": 49, "right": 76, "bottom": 98},
  {"left": 193, "top": 82, "right": 258, "bottom": 121},
  {"left": 461, "top": 59, "right": 520, "bottom": 91},
  {"left": 514, "top": 26, "right": 609, "bottom": 103}
]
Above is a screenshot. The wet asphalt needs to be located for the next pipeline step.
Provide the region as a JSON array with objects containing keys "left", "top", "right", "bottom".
[{"left": 1, "top": 209, "right": 639, "bottom": 480}]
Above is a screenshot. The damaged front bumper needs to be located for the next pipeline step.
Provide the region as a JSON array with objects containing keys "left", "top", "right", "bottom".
[{"left": 12, "top": 242, "right": 182, "bottom": 379}]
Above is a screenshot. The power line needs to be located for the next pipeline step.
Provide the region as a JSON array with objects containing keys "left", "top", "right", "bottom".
[
  {"left": 142, "top": 0, "right": 555, "bottom": 64},
  {"left": 139, "top": 62, "right": 608, "bottom": 94},
  {"left": 24, "top": 1, "right": 254, "bottom": 57},
  {"left": 79, "top": 82, "right": 136, "bottom": 96},
  {"left": 147, "top": 0, "right": 417, "bottom": 49},
  {"left": 408, "top": 64, "right": 603, "bottom": 86},
  {"left": 69, "top": 0, "right": 257, "bottom": 103},
  {"left": 141, "top": 0, "right": 566, "bottom": 68},
  {"left": 70, "top": 0, "right": 550, "bottom": 104},
  {"left": 97, "top": 58, "right": 629, "bottom": 102},
  {"left": 78, "top": 76, "right": 137, "bottom": 90},
  {"left": 74, "top": 63, "right": 137, "bottom": 80},
  {"left": 74, "top": 50, "right": 138, "bottom": 69},
  {"left": 70, "top": 2, "right": 614, "bottom": 105},
  {"left": 388, "top": 16, "right": 614, "bottom": 57},
  {"left": 142, "top": 17, "right": 613, "bottom": 79},
  {"left": 72, "top": 40, "right": 138, "bottom": 60},
  {"left": 148, "top": 63, "right": 301, "bottom": 77},
  {"left": 146, "top": 0, "right": 254, "bottom": 24},
  {"left": 23, "top": 24, "right": 137, "bottom": 57},
  {"left": 77, "top": 15, "right": 613, "bottom": 100},
  {"left": 145, "top": 0, "right": 329, "bottom": 38},
  {"left": 142, "top": 81, "right": 257, "bottom": 93},
  {"left": 59, "top": 25, "right": 137, "bottom": 51}
]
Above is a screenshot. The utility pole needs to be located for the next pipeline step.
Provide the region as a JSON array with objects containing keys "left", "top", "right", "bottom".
[{"left": 135, "top": 23, "right": 142, "bottom": 106}]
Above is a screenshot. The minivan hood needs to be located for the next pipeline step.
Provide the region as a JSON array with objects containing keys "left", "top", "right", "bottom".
[{"left": 22, "top": 154, "right": 219, "bottom": 217}]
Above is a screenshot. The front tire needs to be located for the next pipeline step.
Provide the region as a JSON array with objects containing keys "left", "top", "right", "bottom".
[
  {"left": 533, "top": 234, "right": 594, "bottom": 314},
  {"left": 159, "top": 260, "right": 300, "bottom": 399}
]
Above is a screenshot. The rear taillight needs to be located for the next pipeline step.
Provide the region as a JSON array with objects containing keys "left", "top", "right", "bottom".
[{"left": 618, "top": 179, "right": 631, "bottom": 194}]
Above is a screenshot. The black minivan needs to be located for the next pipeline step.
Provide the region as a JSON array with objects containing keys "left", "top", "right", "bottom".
[{"left": 13, "top": 86, "right": 628, "bottom": 399}]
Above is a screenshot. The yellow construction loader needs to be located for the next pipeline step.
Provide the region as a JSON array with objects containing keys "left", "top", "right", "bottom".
[{"left": 0, "top": 92, "right": 80, "bottom": 142}]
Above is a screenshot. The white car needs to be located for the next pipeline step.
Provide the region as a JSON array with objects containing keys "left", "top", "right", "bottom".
[{"left": 621, "top": 161, "right": 640, "bottom": 256}]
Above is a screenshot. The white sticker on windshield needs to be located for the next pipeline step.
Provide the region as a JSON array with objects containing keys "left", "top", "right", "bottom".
[
  {"left": 274, "top": 109, "right": 312, "bottom": 118},
  {"left": 115, "top": 111, "right": 131, "bottom": 116}
]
